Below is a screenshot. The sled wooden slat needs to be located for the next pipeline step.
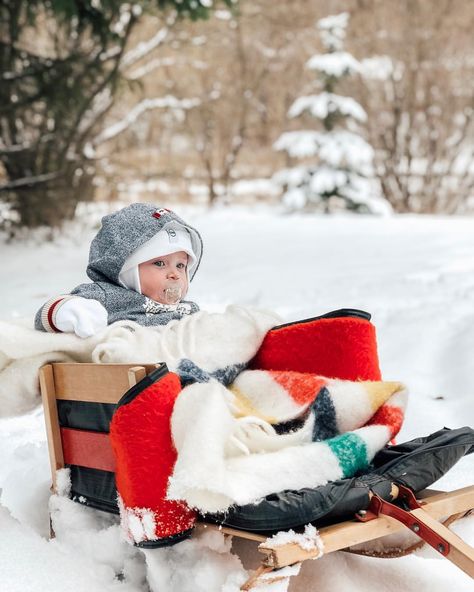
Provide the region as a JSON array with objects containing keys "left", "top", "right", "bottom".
[
  {"left": 409, "top": 506, "right": 474, "bottom": 578},
  {"left": 39, "top": 364, "right": 64, "bottom": 490},
  {"left": 51, "top": 362, "right": 157, "bottom": 403},
  {"left": 240, "top": 565, "right": 287, "bottom": 591},
  {"left": 128, "top": 366, "right": 148, "bottom": 387},
  {"left": 257, "top": 486, "right": 474, "bottom": 569},
  {"left": 196, "top": 523, "right": 267, "bottom": 543},
  {"left": 421, "top": 487, "right": 474, "bottom": 520}
]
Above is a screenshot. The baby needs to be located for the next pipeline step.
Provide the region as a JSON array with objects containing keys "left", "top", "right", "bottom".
[{"left": 35, "top": 203, "right": 203, "bottom": 338}]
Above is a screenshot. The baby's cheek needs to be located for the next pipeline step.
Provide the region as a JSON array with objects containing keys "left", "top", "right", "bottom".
[{"left": 180, "top": 278, "right": 189, "bottom": 299}]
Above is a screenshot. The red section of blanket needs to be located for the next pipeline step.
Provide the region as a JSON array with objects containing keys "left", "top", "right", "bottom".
[
  {"left": 367, "top": 404, "right": 405, "bottom": 438},
  {"left": 250, "top": 316, "right": 382, "bottom": 381},
  {"left": 269, "top": 371, "right": 327, "bottom": 405},
  {"left": 110, "top": 372, "right": 196, "bottom": 539}
]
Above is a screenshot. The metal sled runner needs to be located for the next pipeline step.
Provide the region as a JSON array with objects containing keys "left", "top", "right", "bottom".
[{"left": 40, "top": 362, "right": 474, "bottom": 590}]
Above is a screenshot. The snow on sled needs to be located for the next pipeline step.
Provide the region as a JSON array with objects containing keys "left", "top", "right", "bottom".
[{"left": 39, "top": 310, "right": 474, "bottom": 590}]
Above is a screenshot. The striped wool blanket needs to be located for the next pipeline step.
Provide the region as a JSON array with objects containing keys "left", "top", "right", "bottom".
[{"left": 168, "top": 369, "right": 407, "bottom": 513}]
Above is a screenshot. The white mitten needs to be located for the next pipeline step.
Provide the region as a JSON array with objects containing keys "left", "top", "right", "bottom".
[{"left": 55, "top": 297, "right": 108, "bottom": 338}]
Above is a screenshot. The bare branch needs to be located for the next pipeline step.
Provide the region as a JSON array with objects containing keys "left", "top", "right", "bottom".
[
  {"left": 93, "top": 96, "right": 200, "bottom": 146},
  {"left": 0, "top": 171, "right": 60, "bottom": 192}
]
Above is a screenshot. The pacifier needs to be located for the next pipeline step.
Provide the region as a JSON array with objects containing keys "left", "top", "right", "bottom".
[{"left": 164, "top": 285, "right": 183, "bottom": 305}]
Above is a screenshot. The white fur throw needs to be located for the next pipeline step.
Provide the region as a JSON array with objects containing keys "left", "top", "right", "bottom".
[{"left": 0, "top": 306, "right": 281, "bottom": 417}]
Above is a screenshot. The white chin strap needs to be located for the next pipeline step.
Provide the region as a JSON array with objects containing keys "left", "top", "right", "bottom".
[{"left": 119, "top": 266, "right": 143, "bottom": 294}]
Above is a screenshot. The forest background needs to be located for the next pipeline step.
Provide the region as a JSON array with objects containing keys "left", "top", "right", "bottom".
[{"left": 1, "top": 0, "right": 473, "bottom": 233}]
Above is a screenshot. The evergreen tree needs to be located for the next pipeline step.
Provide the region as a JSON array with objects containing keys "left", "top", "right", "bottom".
[
  {"left": 0, "top": 0, "right": 234, "bottom": 230},
  {"left": 274, "top": 12, "right": 384, "bottom": 214}
]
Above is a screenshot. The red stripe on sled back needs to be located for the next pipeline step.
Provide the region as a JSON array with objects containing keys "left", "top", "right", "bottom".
[{"left": 61, "top": 427, "right": 116, "bottom": 472}]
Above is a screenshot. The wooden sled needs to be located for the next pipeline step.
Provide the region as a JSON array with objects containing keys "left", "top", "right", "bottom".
[{"left": 40, "top": 362, "right": 474, "bottom": 590}]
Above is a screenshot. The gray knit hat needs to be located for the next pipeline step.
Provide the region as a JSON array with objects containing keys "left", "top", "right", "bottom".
[{"left": 86, "top": 204, "right": 203, "bottom": 285}]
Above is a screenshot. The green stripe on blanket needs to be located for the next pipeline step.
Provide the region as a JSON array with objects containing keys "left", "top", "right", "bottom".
[{"left": 327, "top": 433, "right": 368, "bottom": 477}]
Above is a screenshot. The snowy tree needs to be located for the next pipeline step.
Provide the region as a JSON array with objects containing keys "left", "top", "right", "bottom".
[
  {"left": 274, "top": 12, "right": 385, "bottom": 214},
  {"left": 0, "top": 0, "right": 235, "bottom": 230}
]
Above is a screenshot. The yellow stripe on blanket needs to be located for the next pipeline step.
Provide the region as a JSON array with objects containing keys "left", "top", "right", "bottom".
[
  {"left": 363, "top": 381, "right": 406, "bottom": 413},
  {"left": 229, "top": 385, "right": 278, "bottom": 424}
]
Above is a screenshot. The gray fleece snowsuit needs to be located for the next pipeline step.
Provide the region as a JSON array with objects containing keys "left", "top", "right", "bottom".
[{"left": 35, "top": 204, "right": 203, "bottom": 332}]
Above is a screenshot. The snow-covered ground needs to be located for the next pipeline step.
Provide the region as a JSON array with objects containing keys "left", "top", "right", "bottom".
[{"left": 0, "top": 204, "right": 473, "bottom": 591}]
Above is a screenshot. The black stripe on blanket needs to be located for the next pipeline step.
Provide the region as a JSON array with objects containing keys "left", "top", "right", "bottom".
[
  {"left": 311, "top": 387, "right": 338, "bottom": 441},
  {"left": 177, "top": 359, "right": 246, "bottom": 387}
]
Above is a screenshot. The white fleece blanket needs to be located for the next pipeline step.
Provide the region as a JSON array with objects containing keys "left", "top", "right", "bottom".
[{"left": 0, "top": 306, "right": 281, "bottom": 417}]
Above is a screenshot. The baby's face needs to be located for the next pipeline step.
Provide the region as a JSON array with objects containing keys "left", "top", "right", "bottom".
[{"left": 138, "top": 251, "right": 189, "bottom": 304}]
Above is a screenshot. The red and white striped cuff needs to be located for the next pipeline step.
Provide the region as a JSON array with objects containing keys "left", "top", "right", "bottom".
[{"left": 40, "top": 295, "right": 76, "bottom": 333}]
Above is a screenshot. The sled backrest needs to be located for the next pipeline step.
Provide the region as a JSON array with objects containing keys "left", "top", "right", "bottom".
[{"left": 39, "top": 363, "right": 157, "bottom": 499}]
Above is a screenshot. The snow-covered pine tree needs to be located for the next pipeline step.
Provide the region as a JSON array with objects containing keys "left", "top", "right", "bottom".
[{"left": 274, "top": 12, "right": 384, "bottom": 214}]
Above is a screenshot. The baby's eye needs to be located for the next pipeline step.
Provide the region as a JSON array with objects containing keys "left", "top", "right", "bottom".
[
  {"left": 153, "top": 260, "right": 165, "bottom": 267},
  {"left": 177, "top": 262, "right": 186, "bottom": 269}
]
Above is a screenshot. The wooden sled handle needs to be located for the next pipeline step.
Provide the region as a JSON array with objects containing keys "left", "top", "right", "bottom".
[{"left": 358, "top": 484, "right": 474, "bottom": 578}]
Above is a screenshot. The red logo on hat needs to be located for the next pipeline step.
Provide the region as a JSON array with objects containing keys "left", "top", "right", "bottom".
[{"left": 152, "top": 208, "right": 171, "bottom": 219}]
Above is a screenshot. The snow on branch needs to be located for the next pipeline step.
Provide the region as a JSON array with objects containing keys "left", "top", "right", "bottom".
[
  {"left": 274, "top": 130, "right": 318, "bottom": 157},
  {"left": 308, "top": 166, "right": 348, "bottom": 194},
  {"left": 77, "top": 88, "right": 114, "bottom": 137},
  {"left": 128, "top": 57, "right": 208, "bottom": 80},
  {"left": 307, "top": 52, "right": 361, "bottom": 77},
  {"left": 318, "top": 12, "right": 349, "bottom": 32},
  {"left": 93, "top": 95, "right": 200, "bottom": 146},
  {"left": 99, "top": 46, "right": 122, "bottom": 62},
  {"left": 289, "top": 92, "right": 367, "bottom": 122},
  {"left": 273, "top": 166, "right": 309, "bottom": 187},
  {"left": 121, "top": 26, "right": 170, "bottom": 70},
  {"left": 318, "top": 12, "right": 349, "bottom": 52},
  {"left": 275, "top": 130, "right": 374, "bottom": 171}
]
